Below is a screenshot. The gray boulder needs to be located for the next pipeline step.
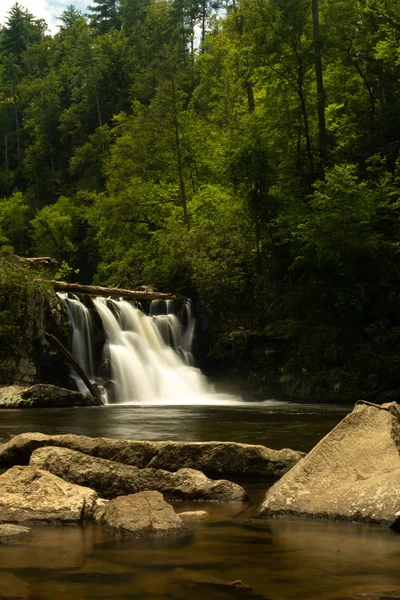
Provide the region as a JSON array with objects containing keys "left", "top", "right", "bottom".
[
  {"left": 0, "top": 432, "right": 303, "bottom": 479},
  {"left": 0, "top": 465, "right": 99, "bottom": 523},
  {"left": 29, "top": 445, "right": 247, "bottom": 502},
  {"left": 0, "top": 384, "right": 101, "bottom": 408},
  {"left": 98, "top": 491, "right": 188, "bottom": 537},
  {"left": 258, "top": 401, "right": 400, "bottom": 524}
]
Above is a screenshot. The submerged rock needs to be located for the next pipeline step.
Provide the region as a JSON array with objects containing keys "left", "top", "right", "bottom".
[
  {"left": 177, "top": 511, "right": 211, "bottom": 521},
  {"left": 0, "top": 572, "right": 30, "bottom": 599},
  {"left": 0, "top": 465, "right": 99, "bottom": 523},
  {"left": 0, "top": 432, "right": 304, "bottom": 479},
  {"left": 0, "top": 524, "right": 31, "bottom": 545},
  {"left": 257, "top": 401, "right": 400, "bottom": 524},
  {"left": 170, "top": 568, "right": 258, "bottom": 598},
  {"left": 29, "top": 446, "right": 248, "bottom": 502},
  {"left": 98, "top": 491, "right": 188, "bottom": 537},
  {"left": 0, "top": 384, "right": 101, "bottom": 408}
]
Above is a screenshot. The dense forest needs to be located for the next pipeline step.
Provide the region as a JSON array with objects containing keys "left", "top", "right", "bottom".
[{"left": 1, "top": 0, "right": 400, "bottom": 401}]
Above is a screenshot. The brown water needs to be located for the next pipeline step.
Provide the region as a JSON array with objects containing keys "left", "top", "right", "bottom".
[{"left": 1, "top": 402, "right": 400, "bottom": 600}]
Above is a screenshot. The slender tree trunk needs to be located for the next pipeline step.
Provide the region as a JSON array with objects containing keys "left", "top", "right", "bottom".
[
  {"left": 312, "top": 0, "right": 327, "bottom": 164},
  {"left": 297, "top": 75, "right": 314, "bottom": 174},
  {"left": 232, "top": 0, "right": 255, "bottom": 113},
  {"left": 14, "top": 106, "right": 20, "bottom": 166},
  {"left": 201, "top": 0, "right": 207, "bottom": 42},
  {"left": 246, "top": 81, "right": 255, "bottom": 112},
  {"left": 4, "top": 136, "right": 8, "bottom": 172},
  {"left": 171, "top": 77, "right": 189, "bottom": 228},
  {"left": 95, "top": 87, "right": 103, "bottom": 128}
]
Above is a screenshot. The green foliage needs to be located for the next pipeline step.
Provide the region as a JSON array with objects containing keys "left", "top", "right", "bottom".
[
  {"left": 0, "top": 191, "right": 30, "bottom": 252},
  {"left": 0, "top": 256, "right": 50, "bottom": 381},
  {"left": 3, "top": 0, "right": 400, "bottom": 396}
]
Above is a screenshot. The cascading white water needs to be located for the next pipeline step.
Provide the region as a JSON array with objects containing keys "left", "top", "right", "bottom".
[
  {"left": 94, "top": 298, "right": 211, "bottom": 404},
  {"left": 58, "top": 293, "right": 96, "bottom": 394},
  {"left": 58, "top": 293, "right": 220, "bottom": 405}
]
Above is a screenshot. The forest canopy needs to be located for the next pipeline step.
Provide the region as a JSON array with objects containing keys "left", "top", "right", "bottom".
[{"left": 1, "top": 0, "right": 400, "bottom": 399}]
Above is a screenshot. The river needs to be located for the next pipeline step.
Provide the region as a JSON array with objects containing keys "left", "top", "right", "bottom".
[{"left": 1, "top": 401, "right": 400, "bottom": 600}]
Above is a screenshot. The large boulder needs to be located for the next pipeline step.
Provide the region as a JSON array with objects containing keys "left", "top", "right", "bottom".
[
  {"left": 0, "top": 432, "right": 303, "bottom": 479},
  {"left": 0, "top": 384, "right": 101, "bottom": 408},
  {"left": 0, "top": 465, "right": 99, "bottom": 523},
  {"left": 257, "top": 401, "right": 400, "bottom": 524},
  {"left": 29, "top": 446, "right": 247, "bottom": 502},
  {"left": 98, "top": 491, "right": 188, "bottom": 537}
]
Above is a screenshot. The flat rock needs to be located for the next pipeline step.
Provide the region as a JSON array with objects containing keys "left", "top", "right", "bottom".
[
  {"left": 0, "top": 524, "right": 31, "bottom": 544},
  {"left": 258, "top": 401, "right": 400, "bottom": 523},
  {"left": 0, "top": 432, "right": 304, "bottom": 479},
  {"left": 29, "top": 446, "right": 247, "bottom": 502},
  {"left": 0, "top": 465, "right": 99, "bottom": 523},
  {"left": 0, "top": 384, "right": 101, "bottom": 408},
  {"left": 98, "top": 491, "right": 188, "bottom": 537}
]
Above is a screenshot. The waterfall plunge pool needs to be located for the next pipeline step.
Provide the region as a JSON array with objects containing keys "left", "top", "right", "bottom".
[
  {"left": 0, "top": 402, "right": 399, "bottom": 600},
  {"left": 2, "top": 296, "right": 398, "bottom": 599}
]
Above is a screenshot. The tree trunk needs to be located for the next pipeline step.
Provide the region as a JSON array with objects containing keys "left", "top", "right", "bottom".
[
  {"left": 171, "top": 76, "right": 190, "bottom": 228},
  {"left": 312, "top": 0, "right": 327, "bottom": 164},
  {"left": 44, "top": 332, "right": 103, "bottom": 403},
  {"left": 39, "top": 280, "right": 175, "bottom": 300}
]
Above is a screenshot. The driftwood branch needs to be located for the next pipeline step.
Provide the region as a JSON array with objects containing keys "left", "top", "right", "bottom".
[
  {"left": 38, "top": 280, "right": 175, "bottom": 301},
  {"left": 44, "top": 332, "right": 103, "bottom": 403}
]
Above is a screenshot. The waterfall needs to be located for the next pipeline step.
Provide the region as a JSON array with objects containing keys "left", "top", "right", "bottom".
[
  {"left": 58, "top": 293, "right": 96, "bottom": 395},
  {"left": 58, "top": 294, "right": 213, "bottom": 405}
]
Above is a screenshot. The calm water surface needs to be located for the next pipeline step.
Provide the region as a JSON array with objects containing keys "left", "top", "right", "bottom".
[{"left": 1, "top": 401, "right": 400, "bottom": 600}]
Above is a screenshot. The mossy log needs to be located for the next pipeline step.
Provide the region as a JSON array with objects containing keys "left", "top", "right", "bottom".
[{"left": 37, "top": 280, "right": 175, "bottom": 301}]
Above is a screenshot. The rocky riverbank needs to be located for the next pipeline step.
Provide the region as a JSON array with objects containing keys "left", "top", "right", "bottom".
[
  {"left": 1, "top": 401, "right": 400, "bottom": 546},
  {"left": 0, "top": 433, "right": 303, "bottom": 539}
]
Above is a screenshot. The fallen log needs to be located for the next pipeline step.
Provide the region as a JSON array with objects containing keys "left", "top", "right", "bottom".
[
  {"left": 44, "top": 332, "right": 103, "bottom": 404},
  {"left": 19, "top": 257, "right": 58, "bottom": 268},
  {"left": 37, "top": 280, "right": 175, "bottom": 300}
]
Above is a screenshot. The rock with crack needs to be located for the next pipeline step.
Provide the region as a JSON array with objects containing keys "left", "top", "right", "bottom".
[
  {"left": 257, "top": 401, "right": 400, "bottom": 524},
  {"left": 0, "top": 465, "right": 99, "bottom": 523},
  {"left": 97, "top": 491, "right": 188, "bottom": 537},
  {"left": 0, "top": 432, "right": 304, "bottom": 479},
  {"left": 29, "top": 446, "right": 247, "bottom": 502}
]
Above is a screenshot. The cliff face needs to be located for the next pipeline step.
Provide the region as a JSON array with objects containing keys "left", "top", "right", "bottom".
[{"left": 0, "top": 259, "right": 70, "bottom": 387}]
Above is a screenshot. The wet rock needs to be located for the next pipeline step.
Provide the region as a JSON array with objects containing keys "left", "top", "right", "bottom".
[
  {"left": 0, "top": 385, "right": 30, "bottom": 407},
  {"left": 98, "top": 491, "right": 188, "bottom": 537},
  {"left": 257, "top": 401, "right": 400, "bottom": 524},
  {"left": 0, "top": 524, "right": 31, "bottom": 544},
  {"left": 170, "top": 569, "right": 263, "bottom": 598},
  {"left": 29, "top": 446, "right": 247, "bottom": 502},
  {"left": 0, "top": 465, "right": 99, "bottom": 523},
  {"left": 0, "top": 384, "right": 101, "bottom": 408},
  {"left": 177, "top": 510, "right": 211, "bottom": 521},
  {"left": 0, "top": 573, "right": 30, "bottom": 599},
  {"left": 0, "top": 432, "right": 304, "bottom": 479}
]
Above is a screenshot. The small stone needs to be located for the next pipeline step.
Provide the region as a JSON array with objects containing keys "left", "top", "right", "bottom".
[{"left": 177, "top": 510, "right": 210, "bottom": 522}]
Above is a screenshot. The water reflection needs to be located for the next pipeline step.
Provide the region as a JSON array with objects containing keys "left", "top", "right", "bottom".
[
  {"left": 1, "top": 403, "right": 399, "bottom": 600},
  {"left": 1, "top": 485, "right": 400, "bottom": 600},
  {"left": 0, "top": 403, "right": 351, "bottom": 452}
]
